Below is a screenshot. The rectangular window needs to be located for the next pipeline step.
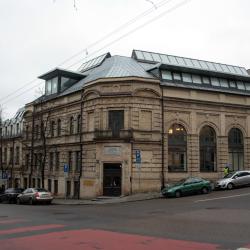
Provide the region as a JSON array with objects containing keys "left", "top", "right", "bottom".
[
  {"left": 46, "top": 80, "right": 52, "bottom": 95},
  {"left": 15, "top": 146, "right": 20, "bottom": 164},
  {"left": 4, "top": 148, "right": 7, "bottom": 163},
  {"left": 48, "top": 179, "right": 52, "bottom": 192},
  {"left": 54, "top": 180, "right": 58, "bottom": 195},
  {"left": 66, "top": 181, "right": 71, "bottom": 197},
  {"left": 202, "top": 76, "right": 210, "bottom": 84},
  {"left": 229, "top": 80, "right": 236, "bottom": 88},
  {"left": 211, "top": 77, "right": 220, "bottom": 87},
  {"left": 237, "top": 81, "right": 245, "bottom": 90},
  {"left": 37, "top": 178, "right": 41, "bottom": 188},
  {"left": 75, "top": 151, "right": 81, "bottom": 172},
  {"left": 51, "top": 121, "right": 55, "bottom": 137},
  {"left": 49, "top": 152, "right": 54, "bottom": 171},
  {"left": 245, "top": 83, "right": 250, "bottom": 91},
  {"left": 32, "top": 178, "right": 36, "bottom": 188},
  {"left": 9, "top": 148, "right": 13, "bottom": 164},
  {"left": 220, "top": 79, "right": 229, "bottom": 88},
  {"left": 192, "top": 75, "right": 202, "bottom": 84},
  {"left": 173, "top": 72, "right": 181, "bottom": 81},
  {"left": 34, "top": 153, "right": 38, "bottom": 168},
  {"left": 68, "top": 151, "right": 72, "bottom": 172},
  {"left": 108, "top": 110, "right": 124, "bottom": 137},
  {"left": 51, "top": 77, "right": 58, "bottom": 94},
  {"left": 182, "top": 73, "right": 192, "bottom": 83},
  {"left": 55, "top": 152, "right": 60, "bottom": 170},
  {"left": 161, "top": 70, "right": 172, "bottom": 80},
  {"left": 25, "top": 154, "right": 29, "bottom": 169}
]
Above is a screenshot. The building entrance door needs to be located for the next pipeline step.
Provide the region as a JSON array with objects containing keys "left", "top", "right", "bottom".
[{"left": 103, "top": 163, "right": 122, "bottom": 196}]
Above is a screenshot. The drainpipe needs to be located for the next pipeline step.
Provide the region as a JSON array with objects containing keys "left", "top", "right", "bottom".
[
  {"left": 160, "top": 79, "right": 165, "bottom": 190},
  {"left": 78, "top": 89, "right": 84, "bottom": 200}
]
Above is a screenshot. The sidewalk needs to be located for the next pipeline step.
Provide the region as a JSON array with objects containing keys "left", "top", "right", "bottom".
[{"left": 53, "top": 192, "right": 162, "bottom": 205}]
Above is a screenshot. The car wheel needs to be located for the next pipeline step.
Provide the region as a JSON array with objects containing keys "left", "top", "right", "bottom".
[
  {"left": 201, "top": 187, "right": 208, "bottom": 194},
  {"left": 46, "top": 201, "right": 52, "bottom": 205},
  {"left": 175, "top": 190, "right": 181, "bottom": 198},
  {"left": 16, "top": 198, "right": 21, "bottom": 205},
  {"left": 227, "top": 183, "right": 234, "bottom": 190}
]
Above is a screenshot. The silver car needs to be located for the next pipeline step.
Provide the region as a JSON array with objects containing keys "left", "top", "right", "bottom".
[
  {"left": 216, "top": 170, "right": 250, "bottom": 190},
  {"left": 17, "top": 188, "right": 53, "bottom": 205}
]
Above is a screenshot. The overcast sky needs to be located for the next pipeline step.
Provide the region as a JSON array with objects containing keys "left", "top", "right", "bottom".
[{"left": 0, "top": 0, "right": 250, "bottom": 119}]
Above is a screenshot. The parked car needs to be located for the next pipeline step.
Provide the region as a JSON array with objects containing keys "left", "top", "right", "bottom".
[
  {"left": 0, "top": 188, "right": 24, "bottom": 204},
  {"left": 216, "top": 170, "right": 250, "bottom": 190},
  {"left": 161, "top": 177, "right": 212, "bottom": 198},
  {"left": 17, "top": 188, "right": 53, "bottom": 205}
]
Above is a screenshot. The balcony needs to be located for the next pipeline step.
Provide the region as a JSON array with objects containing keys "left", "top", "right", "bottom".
[{"left": 94, "top": 129, "right": 133, "bottom": 141}]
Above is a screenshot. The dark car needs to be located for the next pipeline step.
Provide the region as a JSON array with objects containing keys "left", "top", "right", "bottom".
[{"left": 0, "top": 188, "right": 24, "bottom": 204}]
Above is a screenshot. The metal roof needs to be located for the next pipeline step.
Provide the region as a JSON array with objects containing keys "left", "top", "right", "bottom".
[
  {"left": 132, "top": 50, "right": 249, "bottom": 77},
  {"left": 38, "top": 68, "right": 86, "bottom": 80},
  {"left": 61, "top": 55, "right": 154, "bottom": 96}
]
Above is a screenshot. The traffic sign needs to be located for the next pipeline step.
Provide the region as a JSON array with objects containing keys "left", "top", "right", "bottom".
[
  {"left": 135, "top": 150, "right": 141, "bottom": 163},
  {"left": 64, "top": 164, "right": 69, "bottom": 173}
]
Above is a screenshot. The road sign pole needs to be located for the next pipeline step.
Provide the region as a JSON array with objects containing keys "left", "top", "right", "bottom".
[{"left": 64, "top": 164, "right": 69, "bottom": 200}]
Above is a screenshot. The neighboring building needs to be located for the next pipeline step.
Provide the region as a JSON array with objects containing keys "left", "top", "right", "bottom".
[
  {"left": 22, "top": 50, "right": 250, "bottom": 198},
  {"left": 0, "top": 107, "right": 25, "bottom": 188}
]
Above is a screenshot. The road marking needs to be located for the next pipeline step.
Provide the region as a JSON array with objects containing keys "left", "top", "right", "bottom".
[
  {"left": 195, "top": 192, "right": 250, "bottom": 203},
  {"left": 0, "top": 224, "right": 65, "bottom": 235}
]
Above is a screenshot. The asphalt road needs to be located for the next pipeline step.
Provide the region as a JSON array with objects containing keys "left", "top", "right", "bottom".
[{"left": 0, "top": 187, "right": 250, "bottom": 250}]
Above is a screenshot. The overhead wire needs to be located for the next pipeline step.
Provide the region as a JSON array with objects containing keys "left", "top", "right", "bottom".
[
  {"left": 0, "top": 0, "right": 192, "bottom": 107},
  {"left": 0, "top": 0, "right": 172, "bottom": 104}
]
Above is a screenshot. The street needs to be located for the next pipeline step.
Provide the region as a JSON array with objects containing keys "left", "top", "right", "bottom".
[{"left": 0, "top": 187, "right": 250, "bottom": 250}]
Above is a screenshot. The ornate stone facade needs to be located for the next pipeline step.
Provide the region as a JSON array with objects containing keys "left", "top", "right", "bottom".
[{"left": 8, "top": 50, "right": 250, "bottom": 198}]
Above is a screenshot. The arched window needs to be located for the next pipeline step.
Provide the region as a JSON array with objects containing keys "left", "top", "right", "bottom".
[
  {"left": 168, "top": 124, "right": 187, "bottom": 172},
  {"left": 200, "top": 126, "right": 216, "bottom": 172},
  {"left": 70, "top": 117, "right": 74, "bottom": 135},
  {"left": 228, "top": 128, "right": 244, "bottom": 171},
  {"left": 57, "top": 119, "right": 61, "bottom": 136}
]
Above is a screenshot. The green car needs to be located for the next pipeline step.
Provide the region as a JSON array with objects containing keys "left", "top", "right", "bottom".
[{"left": 161, "top": 177, "right": 212, "bottom": 198}]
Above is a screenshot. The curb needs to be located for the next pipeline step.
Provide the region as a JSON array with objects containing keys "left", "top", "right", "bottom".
[{"left": 52, "top": 194, "right": 162, "bottom": 205}]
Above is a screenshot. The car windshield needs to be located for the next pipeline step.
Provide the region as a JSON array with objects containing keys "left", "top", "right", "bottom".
[
  {"left": 223, "top": 172, "right": 234, "bottom": 179},
  {"left": 35, "top": 188, "right": 48, "bottom": 192},
  {"left": 176, "top": 179, "right": 186, "bottom": 185}
]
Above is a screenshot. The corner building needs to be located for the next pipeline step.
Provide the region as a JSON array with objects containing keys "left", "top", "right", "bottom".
[{"left": 23, "top": 50, "right": 250, "bottom": 198}]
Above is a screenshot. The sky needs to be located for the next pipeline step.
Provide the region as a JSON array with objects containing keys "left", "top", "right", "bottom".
[{"left": 0, "top": 0, "right": 250, "bottom": 119}]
